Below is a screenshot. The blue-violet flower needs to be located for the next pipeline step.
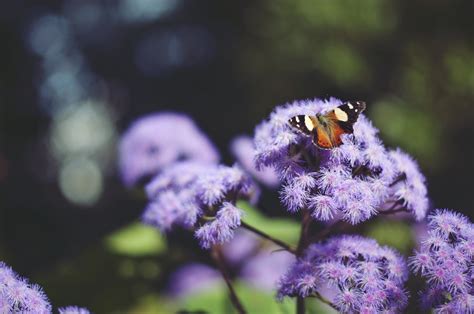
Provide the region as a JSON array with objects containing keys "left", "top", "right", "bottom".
[
  {"left": 253, "top": 97, "right": 429, "bottom": 223},
  {"left": 119, "top": 112, "right": 219, "bottom": 187},
  {"left": 0, "top": 261, "right": 52, "bottom": 313},
  {"left": 277, "top": 235, "right": 408, "bottom": 313},
  {"left": 409, "top": 209, "right": 474, "bottom": 313},
  {"left": 143, "top": 161, "right": 257, "bottom": 248},
  {"left": 58, "top": 306, "right": 91, "bottom": 314}
]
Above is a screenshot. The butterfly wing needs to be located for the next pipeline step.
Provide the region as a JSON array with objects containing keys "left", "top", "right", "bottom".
[{"left": 288, "top": 115, "right": 316, "bottom": 135}]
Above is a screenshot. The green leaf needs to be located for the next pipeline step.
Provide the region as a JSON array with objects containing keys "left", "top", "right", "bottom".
[
  {"left": 237, "top": 201, "right": 300, "bottom": 245},
  {"left": 306, "top": 297, "right": 338, "bottom": 314},
  {"left": 180, "top": 281, "right": 294, "bottom": 314},
  {"left": 104, "top": 222, "right": 166, "bottom": 256}
]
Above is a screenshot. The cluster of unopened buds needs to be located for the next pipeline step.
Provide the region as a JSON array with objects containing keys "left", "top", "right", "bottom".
[{"left": 117, "top": 97, "right": 474, "bottom": 313}]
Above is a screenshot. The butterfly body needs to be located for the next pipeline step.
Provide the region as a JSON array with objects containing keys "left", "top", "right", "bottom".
[{"left": 288, "top": 101, "right": 366, "bottom": 149}]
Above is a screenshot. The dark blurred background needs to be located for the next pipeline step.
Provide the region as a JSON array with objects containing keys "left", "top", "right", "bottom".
[{"left": 1, "top": 0, "right": 473, "bottom": 313}]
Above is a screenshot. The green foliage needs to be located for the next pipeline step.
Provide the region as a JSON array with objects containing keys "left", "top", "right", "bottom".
[
  {"left": 176, "top": 281, "right": 294, "bottom": 314},
  {"left": 104, "top": 222, "right": 166, "bottom": 256},
  {"left": 365, "top": 219, "right": 414, "bottom": 254},
  {"left": 372, "top": 100, "right": 439, "bottom": 168}
]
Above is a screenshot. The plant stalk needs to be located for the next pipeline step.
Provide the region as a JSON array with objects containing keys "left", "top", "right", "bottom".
[
  {"left": 241, "top": 221, "right": 296, "bottom": 254},
  {"left": 211, "top": 246, "right": 247, "bottom": 314}
]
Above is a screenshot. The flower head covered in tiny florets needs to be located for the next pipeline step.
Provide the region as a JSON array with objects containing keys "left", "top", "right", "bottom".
[
  {"left": 119, "top": 112, "right": 220, "bottom": 187},
  {"left": 387, "top": 148, "right": 429, "bottom": 220},
  {"left": 143, "top": 161, "right": 258, "bottom": 249},
  {"left": 0, "top": 261, "right": 52, "bottom": 313},
  {"left": 409, "top": 209, "right": 474, "bottom": 313},
  {"left": 277, "top": 235, "right": 409, "bottom": 313},
  {"left": 253, "top": 97, "right": 429, "bottom": 224}
]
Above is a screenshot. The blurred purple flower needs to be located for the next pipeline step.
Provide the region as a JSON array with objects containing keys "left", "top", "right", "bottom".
[
  {"left": 168, "top": 263, "right": 221, "bottom": 298},
  {"left": 253, "top": 97, "right": 429, "bottom": 224},
  {"left": 241, "top": 250, "right": 295, "bottom": 291},
  {"left": 143, "top": 162, "right": 258, "bottom": 248},
  {"left": 168, "top": 231, "right": 294, "bottom": 297},
  {"left": 0, "top": 261, "right": 51, "bottom": 313},
  {"left": 221, "top": 229, "right": 260, "bottom": 265},
  {"left": 277, "top": 235, "right": 408, "bottom": 313},
  {"left": 58, "top": 306, "right": 91, "bottom": 314},
  {"left": 230, "top": 136, "right": 280, "bottom": 188},
  {"left": 409, "top": 209, "right": 474, "bottom": 313},
  {"left": 119, "top": 112, "right": 219, "bottom": 187}
]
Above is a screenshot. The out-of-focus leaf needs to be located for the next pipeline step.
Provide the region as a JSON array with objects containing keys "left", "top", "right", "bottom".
[
  {"left": 237, "top": 201, "right": 300, "bottom": 245},
  {"left": 372, "top": 100, "right": 439, "bottom": 168},
  {"left": 179, "top": 282, "right": 228, "bottom": 314},
  {"left": 104, "top": 222, "right": 166, "bottom": 256},
  {"left": 306, "top": 297, "right": 338, "bottom": 314},
  {"left": 365, "top": 219, "right": 414, "bottom": 254},
  {"left": 179, "top": 281, "right": 294, "bottom": 314},
  {"left": 127, "top": 294, "right": 176, "bottom": 314}
]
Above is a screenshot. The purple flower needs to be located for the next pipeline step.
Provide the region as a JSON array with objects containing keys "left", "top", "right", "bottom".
[
  {"left": 167, "top": 228, "right": 292, "bottom": 297},
  {"left": 385, "top": 149, "right": 429, "bottom": 220},
  {"left": 221, "top": 229, "right": 260, "bottom": 265},
  {"left": 409, "top": 209, "right": 474, "bottom": 312},
  {"left": 277, "top": 235, "right": 408, "bottom": 313},
  {"left": 119, "top": 112, "right": 219, "bottom": 187},
  {"left": 241, "top": 251, "right": 295, "bottom": 291},
  {"left": 0, "top": 261, "right": 52, "bottom": 313},
  {"left": 58, "top": 306, "right": 91, "bottom": 314},
  {"left": 167, "top": 263, "right": 221, "bottom": 298},
  {"left": 230, "top": 136, "right": 280, "bottom": 188},
  {"left": 143, "top": 162, "right": 257, "bottom": 249},
  {"left": 253, "top": 97, "right": 429, "bottom": 223}
]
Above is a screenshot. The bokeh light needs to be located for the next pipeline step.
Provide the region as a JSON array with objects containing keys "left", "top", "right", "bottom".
[{"left": 59, "top": 157, "right": 103, "bottom": 206}]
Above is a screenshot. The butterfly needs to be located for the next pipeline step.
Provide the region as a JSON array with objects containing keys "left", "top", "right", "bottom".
[{"left": 288, "top": 101, "right": 366, "bottom": 149}]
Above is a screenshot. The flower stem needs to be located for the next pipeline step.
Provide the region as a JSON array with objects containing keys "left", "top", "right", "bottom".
[
  {"left": 296, "top": 209, "right": 312, "bottom": 255},
  {"left": 295, "top": 209, "right": 312, "bottom": 314},
  {"left": 313, "top": 292, "right": 338, "bottom": 311},
  {"left": 380, "top": 207, "right": 407, "bottom": 215},
  {"left": 211, "top": 246, "right": 247, "bottom": 314},
  {"left": 309, "top": 220, "right": 346, "bottom": 243},
  {"left": 241, "top": 221, "right": 296, "bottom": 254},
  {"left": 296, "top": 296, "right": 305, "bottom": 314}
]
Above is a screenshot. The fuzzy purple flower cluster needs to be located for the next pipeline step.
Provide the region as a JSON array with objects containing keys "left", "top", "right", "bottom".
[
  {"left": 59, "top": 306, "right": 91, "bottom": 314},
  {"left": 410, "top": 209, "right": 474, "bottom": 312},
  {"left": 119, "top": 112, "right": 219, "bottom": 187},
  {"left": 143, "top": 161, "right": 257, "bottom": 248},
  {"left": 0, "top": 262, "right": 91, "bottom": 314},
  {"left": 277, "top": 235, "right": 408, "bottom": 313},
  {"left": 0, "top": 262, "right": 51, "bottom": 313},
  {"left": 254, "top": 97, "right": 428, "bottom": 224}
]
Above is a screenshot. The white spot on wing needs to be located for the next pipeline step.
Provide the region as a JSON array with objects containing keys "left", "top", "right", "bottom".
[
  {"left": 347, "top": 103, "right": 353, "bottom": 109},
  {"left": 304, "top": 116, "right": 314, "bottom": 131},
  {"left": 334, "top": 108, "right": 348, "bottom": 122}
]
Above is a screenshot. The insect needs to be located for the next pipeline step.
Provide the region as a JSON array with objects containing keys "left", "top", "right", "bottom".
[{"left": 288, "top": 101, "right": 366, "bottom": 149}]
